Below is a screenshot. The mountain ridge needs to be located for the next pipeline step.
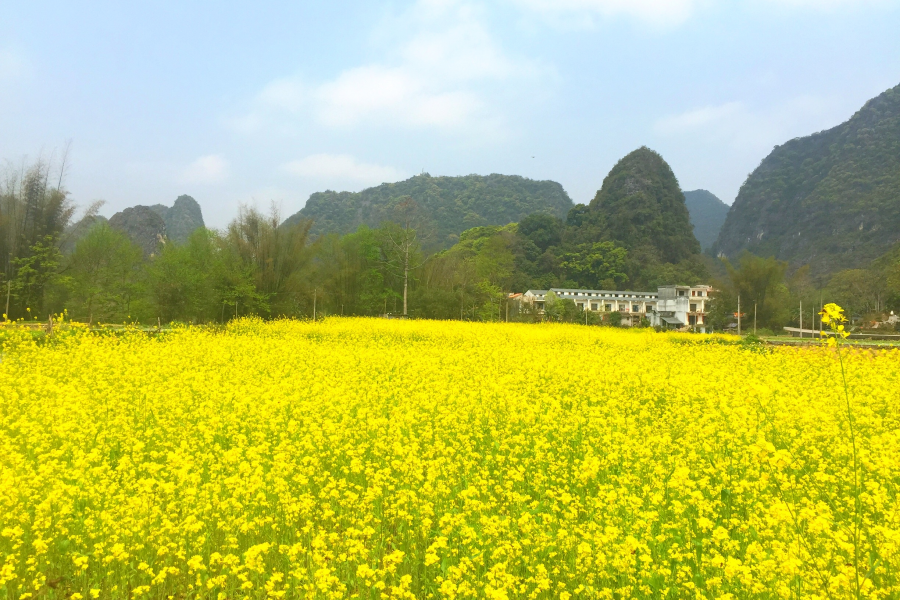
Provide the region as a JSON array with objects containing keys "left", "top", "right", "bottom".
[
  {"left": 282, "top": 173, "right": 574, "bottom": 249},
  {"left": 67, "top": 195, "right": 206, "bottom": 256},
  {"left": 714, "top": 82, "right": 900, "bottom": 278}
]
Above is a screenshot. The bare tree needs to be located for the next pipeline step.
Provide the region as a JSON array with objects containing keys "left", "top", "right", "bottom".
[
  {"left": 382, "top": 197, "right": 427, "bottom": 317},
  {"left": 0, "top": 152, "right": 75, "bottom": 316}
]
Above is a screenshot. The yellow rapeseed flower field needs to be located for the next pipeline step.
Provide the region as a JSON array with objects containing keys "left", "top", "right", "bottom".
[{"left": 1, "top": 318, "right": 899, "bottom": 599}]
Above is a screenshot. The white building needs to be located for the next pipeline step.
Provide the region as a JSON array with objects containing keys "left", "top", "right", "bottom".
[
  {"left": 652, "top": 285, "right": 712, "bottom": 332},
  {"left": 522, "top": 284, "right": 712, "bottom": 332}
]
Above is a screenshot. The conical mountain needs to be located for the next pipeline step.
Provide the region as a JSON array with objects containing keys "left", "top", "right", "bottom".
[
  {"left": 715, "top": 83, "right": 900, "bottom": 278},
  {"left": 588, "top": 147, "right": 700, "bottom": 263},
  {"left": 164, "top": 195, "right": 205, "bottom": 243}
]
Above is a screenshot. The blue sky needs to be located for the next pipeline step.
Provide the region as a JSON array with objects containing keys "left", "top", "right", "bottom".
[{"left": 1, "top": 0, "right": 898, "bottom": 228}]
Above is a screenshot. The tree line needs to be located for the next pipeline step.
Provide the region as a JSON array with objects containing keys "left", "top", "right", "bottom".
[
  {"left": 0, "top": 161, "right": 519, "bottom": 323},
  {"left": 706, "top": 251, "right": 900, "bottom": 334},
  {"left": 3, "top": 157, "right": 899, "bottom": 331}
]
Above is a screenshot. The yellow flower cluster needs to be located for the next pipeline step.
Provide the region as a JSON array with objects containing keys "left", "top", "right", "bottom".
[
  {"left": 1, "top": 318, "right": 899, "bottom": 599},
  {"left": 820, "top": 303, "right": 851, "bottom": 347}
]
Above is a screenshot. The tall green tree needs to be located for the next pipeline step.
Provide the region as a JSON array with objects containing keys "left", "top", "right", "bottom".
[
  {"left": 226, "top": 205, "right": 316, "bottom": 317},
  {"left": 10, "top": 236, "right": 65, "bottom": 319},
  {"left": 719, "top": 253, "right": 790, "bottom": 329},
  {"left": 825, "top": 269, "right": 887, "bottom": 319},
  {"left": 65, "top": 224, "right": 145, "bottom": 322},
  {"left": 313, "top": 226, "right": 395, "bottom": 317},
  {"left": 1, "top": 156, "right": 74, "bottom": 317},
  {"left": 150, "top": 228, "right": 250, "bottom": 323},
  {"left": 558, "top": 241, "right": 627, "bottom": 289}
]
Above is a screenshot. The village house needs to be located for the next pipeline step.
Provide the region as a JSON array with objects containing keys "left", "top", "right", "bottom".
[{"left": 521, "top": 285, "right": 712, "bottom": 332}]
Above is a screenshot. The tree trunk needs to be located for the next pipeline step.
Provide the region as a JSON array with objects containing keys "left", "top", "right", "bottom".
[{"left": 403, "top": 242, "right": 409, "bottom": 317}]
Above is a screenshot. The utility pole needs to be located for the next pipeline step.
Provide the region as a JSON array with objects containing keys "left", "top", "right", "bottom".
[
  {"left": 402, "top": 234, "right": 409, "bottom": 317},
  {"left": 820, "top": 294, "right": 823, "bottom": 339},
  {"left": 799, "top": 300, "right": 802, "bottom": 339},
  {"left": 754, "top": 303, "right": 757, "bottom": 335},
  {"left": 313, "top": 288, "right": 317, "bottom": 322},
  {"left": 505, "top": 297, "right": 509, "bottom": 323},
  {"left": 4, "top": 281, "right": 9, "bottom": 319},
  {"left": 737, "top": 295, "right": 741, "bottom": 336}
]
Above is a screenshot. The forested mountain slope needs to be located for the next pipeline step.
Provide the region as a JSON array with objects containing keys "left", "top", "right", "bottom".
[
  {"left": 684, "top": 189, "right": 729, "bottom": 252},
  {"left": 282, "top": 173, "right": 574, "bottom": 249},
  {"left": 517, "top": 147, "right": 708, "bottom": 291},
  {"left": 574, "top": 147, "right": 701, "bottom": 263},
  {"left": 715, "top": 83, "right": 900, "bottom": 278}
]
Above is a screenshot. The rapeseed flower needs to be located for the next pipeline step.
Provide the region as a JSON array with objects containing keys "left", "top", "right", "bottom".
[{"left": 0, "top": 317, "right": 897, "bottom": 599}]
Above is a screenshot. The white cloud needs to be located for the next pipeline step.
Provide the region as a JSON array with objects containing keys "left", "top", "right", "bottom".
[
  {"left": 509, "top": 0, "right": 899, "bottom": 28},
  {"left": 283, "top": 154, "right": 404, "bottom": 186},
  {"left": 508, "top": 0, "right": 697, "bottom": 28},
  {"left": 313, "top": 65, "right": 483, "bottom": 129},
  {"left": 234, "top": 0, "right": 540, "bottom": 135},
  {"left": 763, "top": 0, "right": 896, "bottom": 7},
  {"left": 257, "top": 78, "right": 306, "bottom": 113},
  {"left": 181, "top": 154, "right": 229, "bottom": 185},
  {"left": 654, "top": 95, "right": 843, "bottom": 154}
]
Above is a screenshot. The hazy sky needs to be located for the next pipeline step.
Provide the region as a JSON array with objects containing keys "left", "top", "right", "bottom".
[{"left": 2, "top": 0, "right": 899, "bottom": 227}]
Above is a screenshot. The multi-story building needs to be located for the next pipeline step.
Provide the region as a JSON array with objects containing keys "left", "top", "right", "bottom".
[
  {"left": 652, "top": 285, "right": 712, "bottom": 331},
  {"left": 522, "top": 289, "right": 658, "bottom": 327},
  {"left": 522, "top": 284, "right": 712, "bottom": 332}
]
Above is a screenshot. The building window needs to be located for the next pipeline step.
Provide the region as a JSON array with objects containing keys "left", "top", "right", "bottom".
[
  {"left": 678, "top": 290, "right": 686, "bottom": 297},
  {"left": 591, "top": 303, "right": 598, "bottom": 310},
  {"left": 690, "top": 304, "right": 697, "bottom": 312},
  {"left": 605, "top": 304, "right": 612, "bottom": 311},
  {"left": 633, "top": 305, "right": 639, "bottom": 313}
]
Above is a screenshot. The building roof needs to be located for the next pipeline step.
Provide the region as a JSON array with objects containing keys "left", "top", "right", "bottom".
[
  {"left": 523, "top": 285, "right": 708, "bottom": 300},
  {"left": 548, "top": 288, "right": 658, "bottom": 299},
  {"left": 662, "top": 316, "right": 685, "bottom": 325}
]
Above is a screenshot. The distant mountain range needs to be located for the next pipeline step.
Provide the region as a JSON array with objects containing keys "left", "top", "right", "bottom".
[
  {"left": 64, "top": 195, "right": 205, "bottom": 256},
  {"left": 715, "top": 82, "right": 900, "bottom": 278},
  {"left": 281, "top": 173, "right": 574, "bottom": 249},
  {"left": 62, "top": 80, "right": 900, "bottom": 285},
  {"left": 683, "top": 190, "right": 729, "bottom": 252}
]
